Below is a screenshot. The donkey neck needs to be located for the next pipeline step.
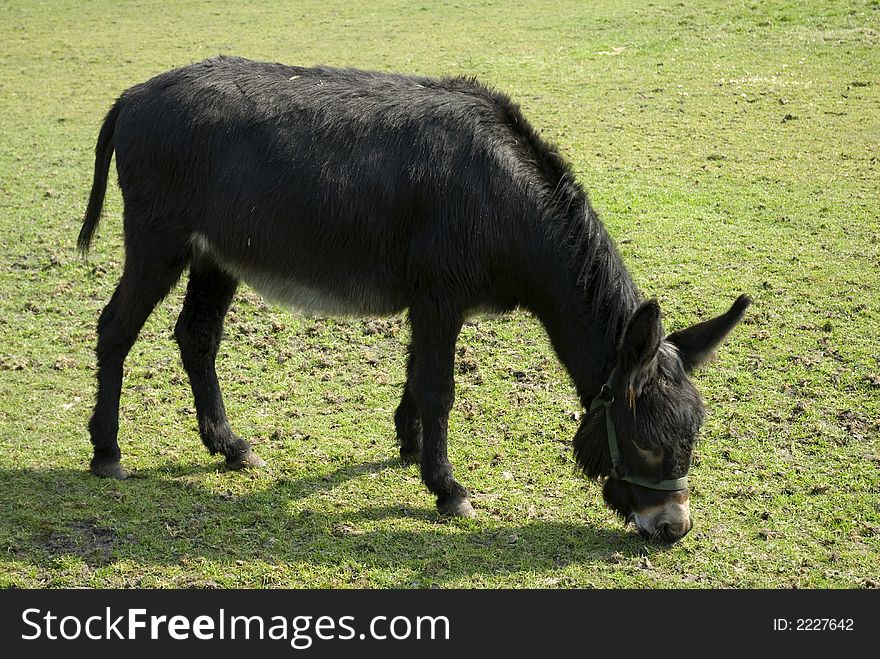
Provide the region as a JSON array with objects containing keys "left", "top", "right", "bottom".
[{"left": 523, "top": 199, "right": 640, "bottom": 405}]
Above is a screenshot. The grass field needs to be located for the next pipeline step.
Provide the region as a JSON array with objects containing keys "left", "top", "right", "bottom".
[{"left": 0, "top": 0, "right": 877, "bottom": 588}]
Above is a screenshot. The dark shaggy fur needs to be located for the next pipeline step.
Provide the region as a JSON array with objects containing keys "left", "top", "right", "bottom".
[{"left": 79, "top": 56, "right": 749, "bottom": 534}]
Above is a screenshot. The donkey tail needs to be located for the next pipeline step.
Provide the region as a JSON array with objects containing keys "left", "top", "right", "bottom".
[{"left": 77, "top": 100, "right": 122, "bottom": 254}]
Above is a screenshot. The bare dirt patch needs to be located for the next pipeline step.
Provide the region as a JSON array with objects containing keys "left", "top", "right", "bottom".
[{"left": 38, "top": 520, "right": 121, "bottom": 566}]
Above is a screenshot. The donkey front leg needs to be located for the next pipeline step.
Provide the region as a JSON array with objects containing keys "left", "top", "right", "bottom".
[
  {"left": 408, "top": 303, "right": 473, "bottom": 517},
  {"left": 174, "top": 260, "right": 264, "bottom": 470}
]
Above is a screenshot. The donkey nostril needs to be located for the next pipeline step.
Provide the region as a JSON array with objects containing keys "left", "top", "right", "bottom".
[{"left": 655, "top": 520, "right": 691, "bottom": 543}]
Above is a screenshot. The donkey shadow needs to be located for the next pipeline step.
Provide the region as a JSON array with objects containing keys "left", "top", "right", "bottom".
[{"left": 0, "top": 462, "right": 665, "bottom": 586}]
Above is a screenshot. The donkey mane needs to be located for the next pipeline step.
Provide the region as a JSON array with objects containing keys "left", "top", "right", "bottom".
[
  {"left": 435, "top": 74, "right": 575, "bottom": 203},
  {"left": 431, "top": 72, "right": 640, "bottom": 353},
  {"left": 486, "top": 81, "right": 637, "bottom": 348}
]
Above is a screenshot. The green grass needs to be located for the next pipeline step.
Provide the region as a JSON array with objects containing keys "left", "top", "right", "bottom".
[{"left": 0, "top": 0, "right": 877, "bottom": 588}]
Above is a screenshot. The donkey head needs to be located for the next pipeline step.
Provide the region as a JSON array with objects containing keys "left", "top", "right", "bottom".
[{"left": 574, "top": 294, "right": 751, "bottom": 543}]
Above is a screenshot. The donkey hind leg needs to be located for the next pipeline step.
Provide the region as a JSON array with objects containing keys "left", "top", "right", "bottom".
[
  {"left": 174, "top": 260, "right": 264, "bottom": 470},
  {"left": 89, "top": 253, "right": 186, "bottom": 479},
  {"left": 408, "top": 302, "right": 474, "bottom": 517},
  {"left": 395, "top": 352, "right": 422, "bottom": 464}
]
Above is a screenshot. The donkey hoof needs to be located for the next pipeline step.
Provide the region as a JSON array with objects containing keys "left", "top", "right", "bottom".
[
  {"left": 399, "top": 448, "right": 421, "bottom": 465},
  {"left": 90, "top": 460, "right": 128, "bottom": 480},
  {"left": 437, "top": 497, "right": 476, "bottom": 518},
  {"left": 226, "top": 450, "right": 266, "bottom": 470}
]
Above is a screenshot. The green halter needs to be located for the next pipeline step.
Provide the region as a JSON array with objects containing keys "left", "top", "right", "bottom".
[{"left": 588, "top": 370, "right": 689, "bottom": 492}]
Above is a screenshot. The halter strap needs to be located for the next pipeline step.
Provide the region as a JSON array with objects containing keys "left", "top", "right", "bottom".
[{"left": 588, "top": 369, "right": 688, "bottom": 492}]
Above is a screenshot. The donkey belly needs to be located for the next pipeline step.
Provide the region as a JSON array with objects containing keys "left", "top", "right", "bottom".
[
  {"left": 230, "top": 267, "right": 403, "bottom": 317},
  {"left": 190, "top": 232, "right": 406, "bottom": 317}
]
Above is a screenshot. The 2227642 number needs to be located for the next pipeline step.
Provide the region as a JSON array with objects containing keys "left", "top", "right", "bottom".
[{"left": 796, "top": 619, "right": 854, "bottom": 631}]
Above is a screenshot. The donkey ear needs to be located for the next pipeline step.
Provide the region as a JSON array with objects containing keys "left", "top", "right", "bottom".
[
  {"left": 667, "top": 294, "right": 752, "bottom": 372},
  {"left": 617, "top": 299, "right": 664, "bottom": 397}
]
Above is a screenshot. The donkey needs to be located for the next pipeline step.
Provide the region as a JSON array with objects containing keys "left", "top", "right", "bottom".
[{"left": 79, "top": 56, "right": 750, "bottom": 543}]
